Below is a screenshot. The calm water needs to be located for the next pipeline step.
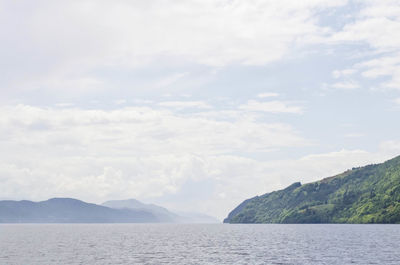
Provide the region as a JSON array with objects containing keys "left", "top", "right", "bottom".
[{"left": 0, "top": 224, "right": 399, "bottom": 264}]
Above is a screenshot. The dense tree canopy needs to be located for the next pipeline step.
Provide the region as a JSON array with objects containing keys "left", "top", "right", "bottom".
[{"left": 224, "top": 156, "right": 400, "bottom": 224}]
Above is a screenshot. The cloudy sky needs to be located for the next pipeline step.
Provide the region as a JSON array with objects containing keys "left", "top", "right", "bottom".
[{"left": 1, "top": 0, "right": 400, "bottom": 220}]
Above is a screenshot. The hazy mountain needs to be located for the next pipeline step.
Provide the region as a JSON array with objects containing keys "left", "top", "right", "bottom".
[
  {"left": 102, "top": 199, "right": 179, "bottom": 222},
  {"left": 103, "top": 199, "right": 220, "bottom": 223},
  {"left": 0, "top": 198, "right": 158, "bottom": 223},
  {"left": 225, "top": 155, "right": 400, "bottom": 224},
  {"left": 174, "top": 211, "right": 220, "bottom": 223},
  {"left": 0, "top": 197, "right": 219, "bottom": 223}
]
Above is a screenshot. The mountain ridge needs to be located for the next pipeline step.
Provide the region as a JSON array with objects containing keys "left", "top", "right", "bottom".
[
  {"left": 224, "top": 155, "right": 400, "bottom": 224},
  {"left": 0, "top": 197, "right": 219, "bottom": 223},
  {"left": 0, "top": 197, "right": 158, "bottom": 223},
  {"left": 102, "top": 199, "right": 179, "bottom": 222}
]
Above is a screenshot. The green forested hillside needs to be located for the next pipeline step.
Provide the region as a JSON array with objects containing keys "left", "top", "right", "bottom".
[{"left": 224, "top": 155, "right": 400, "bottom": 224}]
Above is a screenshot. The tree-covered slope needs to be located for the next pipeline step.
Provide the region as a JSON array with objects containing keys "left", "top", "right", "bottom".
[{"left": 224, "top": 155, "right": 400, "bottom": 224}]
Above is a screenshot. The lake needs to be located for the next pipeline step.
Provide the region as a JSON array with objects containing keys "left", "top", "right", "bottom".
[{"left": 0, "top": 224, "right": 399, "bottom": 264}]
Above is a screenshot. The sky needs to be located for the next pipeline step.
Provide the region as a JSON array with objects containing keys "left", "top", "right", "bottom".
[{"left": 1, "top": 0, "right": 400, "bottom": 220}]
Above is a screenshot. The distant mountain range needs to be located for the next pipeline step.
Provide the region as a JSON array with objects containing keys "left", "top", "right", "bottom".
[
  {"left": 224, "top": 155, "right": 400, "bottom": 224},
  {"left": 0, "top": 198, "right": 219, "bottom": 223},
  {"left": 102, "top": 199, "right": 219, "bottom": 223}
]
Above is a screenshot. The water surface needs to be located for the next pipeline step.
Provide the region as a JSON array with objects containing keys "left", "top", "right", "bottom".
[{"left": 0, "top": 224, "right": 399, "bottom": 264}]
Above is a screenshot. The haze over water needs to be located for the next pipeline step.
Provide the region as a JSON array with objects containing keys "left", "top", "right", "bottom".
[{"left": 1, "top": 224, "right": 399, "bottom": 264}]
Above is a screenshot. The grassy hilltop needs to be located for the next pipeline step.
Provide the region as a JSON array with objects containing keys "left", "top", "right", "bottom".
[{"left": 224, "top": 155, "right": 400, "bottom": 224}]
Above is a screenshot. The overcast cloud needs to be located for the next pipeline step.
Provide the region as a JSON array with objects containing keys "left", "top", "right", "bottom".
[{"left": 1, "top": 0, "right": 400, "bottom": 219}]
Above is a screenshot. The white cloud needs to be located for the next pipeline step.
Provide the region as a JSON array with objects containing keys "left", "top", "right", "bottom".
[
  {"left": 239, "top": 100, "right": 303, "bottom": 114},
  {"left": 394, "top": 98, "right": 400, "bottom": 105},
  {"left": 331, "top": 81, "right": 360, "bottom": 90},
  {"left": 158, "top": 101, "right": 212, "bottom": 109},
  {"left": 330, "top": 1, "right": 400, "bottom": 90},
  {"left": 0, "top": 0, "right": 348, "bottom": 94},
  {"left": 332, "top": 69, "right": 357, "bottom": 79},
  {"left": 2, "top": 0, "right": 400, "bottom": 220},
  {"left": 0, "top": 104, "right": 308, "bottom": 216},
  {"left": 331, "top": 2, "right": 400, "bottom": 52},
  {"left": 257, "top": 92, "right": 279, "bottom": 98},
  {"left": 353, "top": 53, "right": 400, "bottom": 90},
  {"left": 1, "top": 104, "right": 399, "bottom": 219}
]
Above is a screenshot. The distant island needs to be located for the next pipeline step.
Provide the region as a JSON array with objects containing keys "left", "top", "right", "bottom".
[
  {"left": 224, "top": 155, "right": 400, "bottom": 224},
  {"left": 0, "top": 198, "right": 219, "bottom": 223}
]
